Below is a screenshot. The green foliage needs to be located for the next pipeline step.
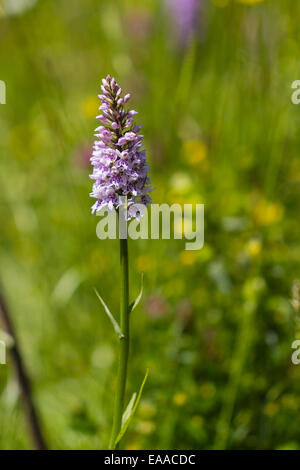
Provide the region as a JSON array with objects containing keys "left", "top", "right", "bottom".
[{"left": 114, "top": 368, "right": 149, "bottom": 448}]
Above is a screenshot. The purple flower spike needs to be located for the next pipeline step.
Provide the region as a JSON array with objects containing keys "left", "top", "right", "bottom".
[
  {"left": 90, "top": 75, "right": 153, "bottom": 218},
  {"left": 165, "top": 0, "right": 201, "bottom": 47}
]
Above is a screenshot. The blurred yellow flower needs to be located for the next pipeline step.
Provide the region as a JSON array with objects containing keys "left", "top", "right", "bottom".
[
  {"left": 180, "top": 250, "right": 197, "bottom": 266},
  {"left": 136, "top": 420, "right": 156, "bottom": 435},
  {"left": 253, "top": 200, "right": 284, "bottom": 225},
  {"left": 182, "top": 140, "right": 207, "bottom": 167},
  {"left": 138, "top": 400, "right": 157, "bottom": 419},
  {"left": 170, "top": 172, "right": 193, "bottom": 194},
  {"left": 247, "top": 238, "right": 262, "bottom": 258},
  {"left": 136, "top": 254, "right": 154, "bottom": 273},
  {"left": 236, "top": 0, "right": 265, "bottom": 4},
  {"left": 264, "top": 402, "right": 279, "bottom": 417},
  {"left": 173, "top": 392, "right": 188, "bottom": 406},
  {"left": 82, "top": 96, "right": 99, "bottom": 118},
  {"left": 125, "top": 442, "right": 142, "bottom": 450}
]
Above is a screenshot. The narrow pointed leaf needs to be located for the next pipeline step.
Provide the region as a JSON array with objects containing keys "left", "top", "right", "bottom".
[
  {"left": 129, "top": 273, "right": 144, "bottom": 314},
  {"left": 94, "top": 288, "right": 124, "bottom": 339},
  {"left": 122, "top": 392, "right": 137, "bottom": 426},
  {"left": 114, "top": 368, "right": 149, "bottom": 448}
]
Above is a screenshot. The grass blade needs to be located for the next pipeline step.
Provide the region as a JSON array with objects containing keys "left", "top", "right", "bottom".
[
  {"left": 114, "top": 368, "right": 149, "bottom": 448},
  {"left": 94, "top": 288, "right": 124, "bottom": 339},
  {"left": 129, "top": 273, "right": 144, "bottom": 314}
]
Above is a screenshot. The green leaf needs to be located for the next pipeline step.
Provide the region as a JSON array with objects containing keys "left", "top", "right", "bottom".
[
  {"left": 94, "top": 288, "right": 124, "bottom": 339},
  {"left": 129, "top": 273, "right": 144, "bottom": 314},
  {"left": 122, "top": 392, "right": 137, "bottom": 426},
  {"left": 114, "top": 368, "right": 149, "bottom": 448}
]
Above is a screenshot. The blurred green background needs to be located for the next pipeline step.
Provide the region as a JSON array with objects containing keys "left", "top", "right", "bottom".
[{"left": 0, "top": 0, "right": 300, "bottom": 450}]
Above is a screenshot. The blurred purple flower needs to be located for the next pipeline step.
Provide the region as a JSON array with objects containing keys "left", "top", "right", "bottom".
[
  {"left": 123, "top": 9, "right": 153, "bottom": 42},
  {"left": 145, "top": 294, "right": 169, "bottom": 319},
  {"left": 165, "top": 0, "right": 202, "bottom": 46},
  {"left": 75, "top": 143, "right": 92, "bottom": 169},
  {"left": 89, "top": 75, "right": 153, "bottom": 218}
]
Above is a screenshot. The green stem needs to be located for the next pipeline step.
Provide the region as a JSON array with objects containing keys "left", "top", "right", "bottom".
[{"left": 109, "top": 238, "right": 129, "bottom": 449}]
